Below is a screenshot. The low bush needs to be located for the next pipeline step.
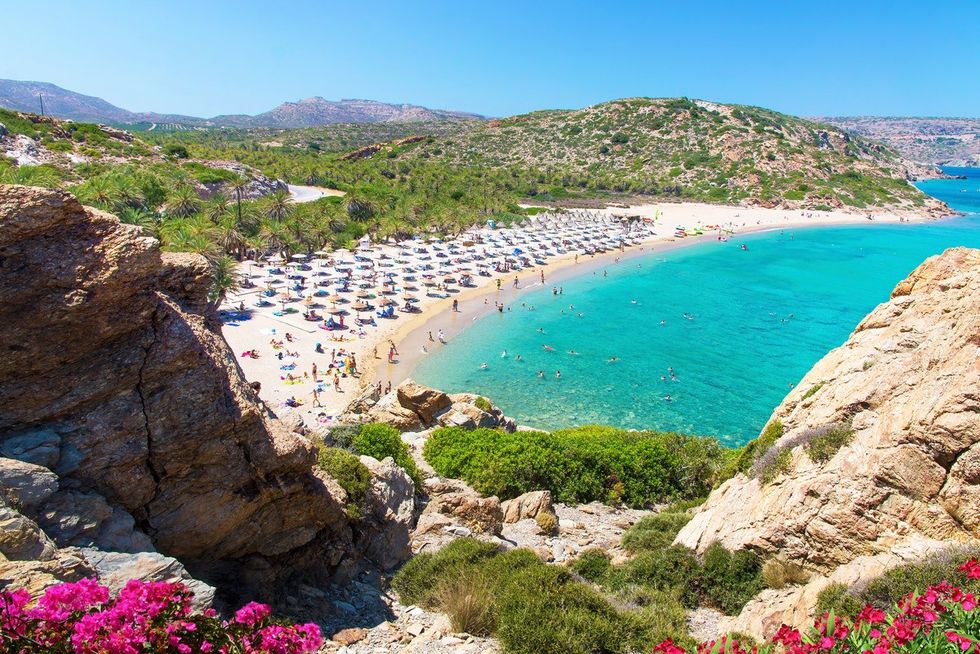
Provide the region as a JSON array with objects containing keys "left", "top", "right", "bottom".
[
  {"left": 815, "top": 582, "right": 863, "bottom": 617},
  {"left": 695, "top": 542, "right": 765, "bottom": 615},
  {"left": 535, "top": 510, "right": 558, "bottom": 535},
  {"left": 762, "top": 557, "right": 810, "bottom": 589},
  {"left": 569, "top": 548, "right": 612, "bottom": 582},
  {"left": 621, "top": 512, "right": 692, "bottom": 553},
  {"left": 316, "top": 447, "right": 371, "bottom": 517},
  {"left": 474, "top": 396, "right": 493, "bottom": 412},
  {"left": 804, "top": 423, "right": 854, "bottom": 464},
  {"left": 758, "top": 447, "right": 793, "bottom": 484},
  {"left": 393, "top": 538, "right": 672, "bottom": 654},
  {"left": 352, "top": 423, "right": 421, "bottom": 486},
  {"left": 717, "top": 420, "right": 784, "bottom": 484},
  {"left": 802, "top": 382, "right": 825, "bottom": 399},
  {"left": 423, "top": 425, "right": 728, "bottom": 507},
  {"left": 858, "top": 546, "right": 980, "bottom": 608}
]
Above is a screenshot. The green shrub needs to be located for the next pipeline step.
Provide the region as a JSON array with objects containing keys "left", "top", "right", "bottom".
[
  {"left": 353, "top": 423, "right": 421, "bottom": 486},
  {"left": 569, "top": 549, "right": 612, "bottom": 583},
  {"left": 621, "top": 513, "right": 692, "bottom": 553},
  {"left": 805, "top": 424, "right": 855, "bottom": 464},
  {"left": 694, "top": 542, "right": 764, "bottom": 614},
  {"left": 717, "top": 420, "right": 784, "bottom": 484},
  {"left": 815, "top": 582, "right": 863, "bottom": 616},
  {"left": 423, "top": 425, "right": 727, "bottom": 508},
  {"left": 163, "top": 143, "right": 189, "bottom": 159},
  {"left": 802, "top": 382, "right": 825, "bottom": 399},
  {"left": 759, "top": 447, "right": 793, "bottom": 484},
  {"left": 535, "top": 510, "right": 558, "bottom": 535},
  {"left": 393, "top": 539, "right": 655, "bottom": 653},
  {"left": 392, "top": 538, "right": 500, "bottom": 606},
  {"left": 473, "top": 396, "right": 493, "bottom": 412},
  {"left": 325, "top": 424, "right": 361, "bottom": 450},
  {"left": 316, "top": 447, "right": 371, "bottom": 518}
]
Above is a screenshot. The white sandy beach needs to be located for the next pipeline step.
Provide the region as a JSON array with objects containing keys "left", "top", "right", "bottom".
[{"left": 220, "top": 201, "right": 935, "bottom": 426}]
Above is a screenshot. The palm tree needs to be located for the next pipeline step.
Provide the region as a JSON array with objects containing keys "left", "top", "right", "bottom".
[
  {"left": 265, "top": 190, "right": 292, "bottom": 222},
  {"left": 203, "top": 193, "right": 230, "bottom": 223},
  {"left": 75, "top": 177, "right": 121, "bottom": 210},
  {"left": 231, "top": 178, "right": 249, "bottom": 225},
  {"left": 0, "top": 165, "right": 62, "bottom": 188},
  {"left": 343, "top": 194, "right": 375, "bottom": 222},
  {"left": 118, "top": 207, "right": 160, "bottom": 239},
  {"left": 167, "top": 185, "right": 201, "bottom": 218},
  {"left": 208, "top": 254, "right": 239, "bottom": 311}
]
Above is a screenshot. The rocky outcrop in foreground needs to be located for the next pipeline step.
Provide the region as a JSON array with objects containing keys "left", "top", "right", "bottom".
[
  {"left": 0, "top": 185, "right": 396, "bottom": 603},
  {"left": 676, "top": 247, "right": 980, "bottom": 637}
]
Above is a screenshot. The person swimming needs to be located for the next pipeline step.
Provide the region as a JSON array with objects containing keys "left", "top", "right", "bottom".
[
  {"left": 515, "top": 354, "right": 523, "bottom": 361},
  {"left": 501, "top": 350, "right": 507, "bottom": 358},
  {"left": 480, "top": 362, "right": 488, "bottom": 369},
  {"left": 567, "top": 350, "right": 579, "bottom": 355},
  {"left": 607, "top": 356, "right": 619, "bottom": 363},
  {"left": 542, "top": 345, "right": 555, "bottom": 351},
  {"left": 555, "top": 370, "right": 561, "bottom": 379},
  {"left": 537, "top": 370, "right": 545, "bottom": 378}
]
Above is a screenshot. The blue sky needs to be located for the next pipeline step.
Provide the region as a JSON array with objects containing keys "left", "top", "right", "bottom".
[{"left": 2, "top": 0, "right": 977, "bottom": 118}]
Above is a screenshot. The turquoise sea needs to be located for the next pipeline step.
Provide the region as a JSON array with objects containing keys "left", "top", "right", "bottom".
[{"left": 414, "top": 168, "right": 980, "bottom": 445}]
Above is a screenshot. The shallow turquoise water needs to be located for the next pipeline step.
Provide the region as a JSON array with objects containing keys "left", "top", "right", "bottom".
[{"left": 414, "top": 169, "right": 980, "bottom": 445}]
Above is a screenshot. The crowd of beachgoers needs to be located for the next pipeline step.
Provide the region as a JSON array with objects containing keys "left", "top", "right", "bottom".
[{"left": 219, "top": 202, "right": 932, "bottom": 424}]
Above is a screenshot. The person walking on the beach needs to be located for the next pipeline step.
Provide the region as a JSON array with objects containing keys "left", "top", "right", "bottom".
[
  {"left": 311, "top": 362, "right": 318, "bottom": 381},
  {"left": 312, "top": 388, "right": 322, "bottom": 407},
  {"left": 334, "top": 375, "right": 342, "bottom": 392},
  {"left": 496, "top": 279, "right": 501, "bottom": 291},
  {"left": 388, "top": 346, "right": 396, "bottom": 364},
  {"left": 540, "top": 271, "right": 544, "bottom": 283},
  {"left": 452, "top": 299, "right": 459, "bottom": 312},
  {"left": 428, "top": 331, "right": 434, "bottom": 342}
]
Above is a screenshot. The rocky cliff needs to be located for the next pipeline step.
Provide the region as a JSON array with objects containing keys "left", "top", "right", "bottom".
[
  {"left": 675, "top": 246, "right": 980, "bottom": 636},
  {"left": 0, "top": 185, "right": 383, "bottom": 602}
]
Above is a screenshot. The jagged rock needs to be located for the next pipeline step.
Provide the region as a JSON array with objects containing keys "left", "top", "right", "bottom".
[
  {"left": 36, "top": 490, "right": 154, "bottom": 553},
  {"left": 360, "top": 456, "right": 416, "bottom": 570},
  {"left": 0, "top": 548, "right": 95, "bottom": 598},
  {"left": 365, "top": 392, "right": 424, "bottom": 431},
  {"left": 0, "top": 429, "right": 60, "bottom": 468},
  {"left": 675, "top": 247, "right": 980, "bottom": 638},
  {"left": 0, "top": 457, "right": 59, "bottom": 510},
  {"left": 0, "top": 185, "right": 351, "bottom": 597},
  {"left": 501, "top": 490, "right": 554, "bottom": 524},
  {"left": 332, "top": 627, "right": 368, "bottom": 645},
  {"left": 0, "top": 496, "right": 57, "bottom": 561},
  {"left": 397, "top": 382, "right": 452, "bottom": 424},
  {"left": 81, "top": 548, "right": 216, "bottom": 608},
  {"left": 420, "top": 492, "right": 502, "bottom": 535}
]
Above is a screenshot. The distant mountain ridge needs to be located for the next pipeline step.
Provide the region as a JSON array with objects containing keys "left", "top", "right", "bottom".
[
  {"left": 0, "top": 79, "right": 482, "bottom": 127},
  {"left": 820, "top": 116, "right": 980, "bottom": 166}
]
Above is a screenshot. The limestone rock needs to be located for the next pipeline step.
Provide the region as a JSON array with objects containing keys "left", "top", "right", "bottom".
[
  {"left": 0, "top": 496, "right": 58, "bottom": 561},
  {"left": 397, "top": 382, "right": 452, "bottom": 423},
  {"left": 0, "top": 429, "right": 61, "bottom": 468},
  {"left": 501, "top": 490, "right": 554, "bottom": 523},
  {"left": 36, "top": 490, "right": 154, "bottom": 553},
  {"left": 421, "top": 492, "right": 502, "bottom": 535}
]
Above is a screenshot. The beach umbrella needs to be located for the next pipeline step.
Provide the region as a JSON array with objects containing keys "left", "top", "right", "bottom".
[
  {"left": 291, "top": 253, "right": 307, "bottom": 260},
  {"left": 313, "top": 249, "right": 329, "bottom": 257},
  {"left": 380, "top": 298, "right": 396, "bottom": 306},
  {"left": 351, "top": 300, "right": 370, "bottom": 311},
  {"left": 327, "top": 306, "right": 344, "bottom": 315}
]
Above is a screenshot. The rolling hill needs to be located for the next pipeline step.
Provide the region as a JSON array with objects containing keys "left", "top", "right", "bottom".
[
  {"left": 389, "top": 97, "right": 942, "bottom": 211},
  {"left": 0, "top": 79, "right": 482, "bottom": 128}
]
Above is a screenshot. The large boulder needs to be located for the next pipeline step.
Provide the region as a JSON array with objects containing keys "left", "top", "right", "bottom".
[
  {"left": 397, "top": 381, "right": 452, "bottom": 423},
  {"left": 0, "top": 457, "right": 59, "bottom": 510},
  {"left": 0, "top": 185, "right": 352, "bottom": 597},
  {"left": 359, "top": 455, "right": 416, "bottom": 570},
  {"left": 501, "top": 490, "right": 555, "bottom": 523},
  {"left": 675, "top": 247, "right": 980, "bottom": 638}
]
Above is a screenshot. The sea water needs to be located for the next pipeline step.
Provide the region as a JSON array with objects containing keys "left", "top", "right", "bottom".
[{"left": 413, "top": 169, "right": 980, "bottom": 445}]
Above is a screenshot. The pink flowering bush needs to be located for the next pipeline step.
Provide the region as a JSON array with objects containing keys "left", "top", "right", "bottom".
[
  {"left": 0, "top": 578, "right": 322, "bottom": 654},
  {"left": 653, "top": 559, "right": 980, "bottom": 654}
]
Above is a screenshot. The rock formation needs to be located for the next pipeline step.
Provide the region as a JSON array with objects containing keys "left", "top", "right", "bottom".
[
  {"left": 344, "top": 380, "right": 515, "bottom": 432},
  {"left": 0, "top": 185, "right": 387, "bottom": 602},
  {"left": 675, "top": 247, "right": 980, "bottom": 637}
]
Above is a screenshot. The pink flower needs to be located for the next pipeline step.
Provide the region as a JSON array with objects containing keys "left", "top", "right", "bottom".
[
  {"left": 959, "top": 559, "right": 980, "bottom": 580},
  {"left": 234, "top": 601, "right": 273, "bottom": 627}
]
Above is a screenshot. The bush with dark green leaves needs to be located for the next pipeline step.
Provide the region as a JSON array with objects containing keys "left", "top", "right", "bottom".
[
  {"left": 423, "top": 425, "right": 728, "bottom": 507},
  {"left": 621, "top": 512, "right": 692, "bottom": 554},
  {"left": 316, "top": 447, "right": 371, "bottom": 517},
  {"left": 351, "top": 423, "right": 421, "bottom": 486}
]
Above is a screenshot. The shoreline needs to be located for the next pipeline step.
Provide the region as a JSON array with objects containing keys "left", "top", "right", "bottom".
[
  {"left": 220, "top": 201, "right": 951, "bottom": 423},
  {"left": 364, "top": 210, "right": 948, "bottom": 392}
]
